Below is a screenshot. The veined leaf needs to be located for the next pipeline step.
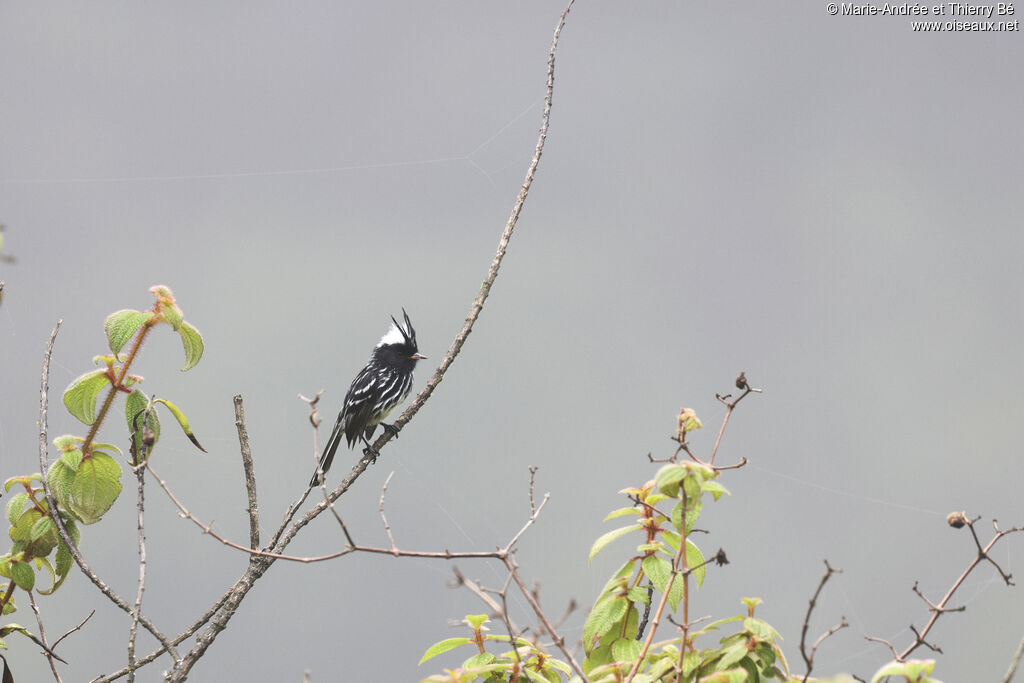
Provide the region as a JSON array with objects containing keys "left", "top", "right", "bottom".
[
  {"left": 589, "top": 524, "right": 642, "bottom": 562},
  {"left": 177, "top": 321, "right": 204, "bottom": 371},
  {"left": 104, "top": 309, "right": 153, "bottom": 355},
  {"left": 418, "top": 637, "right": 473, "bottom": 664},
  {"left": 62, "top": 369, "right": 111, "bottom": 425}
]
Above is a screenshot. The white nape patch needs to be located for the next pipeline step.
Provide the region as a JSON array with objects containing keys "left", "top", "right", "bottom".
[{"left": 377, "top": 322, "right": 406, "bottom": 347}]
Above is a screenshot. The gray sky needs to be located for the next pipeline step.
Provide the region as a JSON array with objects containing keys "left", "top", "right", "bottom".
[{"left": 2, "top": 2, "right": 1022, "bottom": 681}]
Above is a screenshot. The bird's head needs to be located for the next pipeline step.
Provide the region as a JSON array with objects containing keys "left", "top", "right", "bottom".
[{"left": 376, "top": 308, "right": 426, "bottom": 368}]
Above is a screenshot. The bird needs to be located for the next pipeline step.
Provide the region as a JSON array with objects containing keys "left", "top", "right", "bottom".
[{"left": 310, "top": 309, "right": 425, "bottom": 486}]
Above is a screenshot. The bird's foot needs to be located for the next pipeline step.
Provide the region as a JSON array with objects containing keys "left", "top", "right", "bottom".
[
  {"left": 362, "top": 445, "right": 381, "bottom": 464},
  {"left": 380, "top": 422, "right": 400, "bottom": 439}
]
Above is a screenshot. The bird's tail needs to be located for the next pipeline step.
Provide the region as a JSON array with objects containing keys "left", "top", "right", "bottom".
[{"left": 310, "top": 417, "right": 345, "bottom": 487}]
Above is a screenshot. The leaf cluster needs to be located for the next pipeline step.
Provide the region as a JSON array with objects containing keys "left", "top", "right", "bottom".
[{"left": 1, "top": 285, "right": 205, "bottom": 634}]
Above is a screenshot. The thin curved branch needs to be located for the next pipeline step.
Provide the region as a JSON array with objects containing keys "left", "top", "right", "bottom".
[{"left": 365, "top": 0, "right": 574, "bottom": 457}]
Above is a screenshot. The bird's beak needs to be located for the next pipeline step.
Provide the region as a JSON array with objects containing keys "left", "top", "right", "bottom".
[{"left": 411, "top": 353, "right": 427, "bottom": 360}]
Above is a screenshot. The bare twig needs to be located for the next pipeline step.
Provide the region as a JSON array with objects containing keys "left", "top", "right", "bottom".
[
  {"left": 450, "top": 568, "right": 513, "bottom": 626},
  {"left": 28, "top": 591, "right": 65, "bottom": 681},
  {"left": 896, "top": 516, "right": 1023, "bottom": 660},
  {"left": 37, "top": 321, "right": 180, "bottom": 664},
  {"left": 52, "top": 610, "right": 95, "bottom": 651},
  {"left": 298, "top": 390, "right": 324, "bottom": 429},
  {"left": 360, "top": 0, "right": 575, "bottom": 463},
  {"left": 1004, "top": 634, "right": 1024, "bottom": 683},
  {"left": 799, "top": 560, "right": 848, "bottom": 683},
  {"left": 499, "top": 575, "right": 528, "bottom": 677},
  {"left": 708, "top": 373, "right": 762, "bottom": 466},
  {"left": 528, "top": 466, "right": 538, "bottom": 516},
  {"left": 127, "top": 461, "right": 147, "bottom": 683},
  {"left": 234, "top": 396, "right": 260, "bottom": 551},
  {"left": 379, "top": 471, "right": 399, "bottom": 553},
  {"left": 864, "top": 635, "right": 899, "bottom": 659},
  {"left": 503, "top": 552, "right": 585, "bottom": 680}
]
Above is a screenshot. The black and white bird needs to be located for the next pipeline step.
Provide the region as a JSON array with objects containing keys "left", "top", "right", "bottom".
[{"left": 310, "top": 310, "right": 425, "bottom": 486}]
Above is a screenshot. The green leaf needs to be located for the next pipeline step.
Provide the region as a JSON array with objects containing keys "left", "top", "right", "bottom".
[
  {"left": 30, "top": 557, "right": 58, "bottom": 596},
  {"left": 682, "top": 474, "right": 701, "bottom": 502},
  {"left": 60, "top": 449, "right": 83, "bottom": 472},
  {"left": 523, "top": 667, "right": 552, "bottom": 683},
  {"left": 154, "top": 398, "right": 206, "bottom": 452},
  {"left": 610, "top": 637, "right": 641, "bottom": 663},
  {"left": 626, "top": 586, "right": 651, "bottom": 603},
  {"left": 177, "top": 321, "right": 204, "bottom": 371},
  {"left": 463, "top": 614, "right": 489, "bottom": 630},
  {"left": 699, "top": 669, "right": 747, "bottom": 683},
  {"left": 62, "top": 369, "right": 111, "bottom": 425},
  {"left": 744, "top": 617, "right": 780, "bottom": 642},
  {"left": 10, "top": 562, "right": 34, "bottom": 591},
  {"left": 702, "top": 480, "right": 729, "bottom": 501},
  {"left": 46, "top": 461, "right": 76, "bottom": 514},
  {"left": 29, "top": 517, "right": 55, "bottom": 543},
  {"left": 9, "top": 507, "right": 41, "bottom": 543},
  {"left": 55, "top": 539, "right": 73, "bottom": 581},
  {"left": 685, "top": 539, "right": 706, "bottom": 589},
  {"left": 5, "top": 493, "right": 29, "bottom": 526},
  {"left": 419, "top": 637, "right": 474, "bottom": 664},
  {"left": 689, "top": 615, "right": 744, "bottom": 641},
  {"left": 68, "top": 452, "right": 123, "bottom": 525},
  {"left": 589, "top": 524, "right": 642, "bottom": 562},
  {"left": 582, "top": 595, "right": 628, "bottom": 652},
  {"left": 104, "top": 309, "right": 153, "bottom": 355},
  {"left": 870, "top": 659, "right": 939, "bottom": 683},
  {"left": 655, "top": 464, "right": 687, "bottom": 497},
  {"left": 48, "top": 518, "right": 80, "bottom": 591},
  {"left": 716, "top": 642, "right": 748, "bottom": 670},
  {"left": 642, "top": 555, "right": 672, "bottom": 595},
  {"left": 596, "top": 559, "right": 638, "bottom": 602},
  {"left": 684, "top": 500, "right": 702, "bottom": 534},
  {"left": 623, "top": 603, "right": 639, "bottom": 640},
  {"left": 603, "top": 506, "right": 642, "bottom": 521},
  {"left": 0, "top": 623, "right": 29, "bottom": 639},
  {"left": 583, "top": 643, "right": 612, "bottom": 676},
  {"left": 661, "top": 529, "right": 680, "bottom": 554},
  {"left": 52, "top": 435, "right": 80, "bottom": 451}
]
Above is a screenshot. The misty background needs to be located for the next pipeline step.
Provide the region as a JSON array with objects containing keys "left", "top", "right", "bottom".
[{"left": 1, "top": 2, "right": 1022, "bottom": 681}]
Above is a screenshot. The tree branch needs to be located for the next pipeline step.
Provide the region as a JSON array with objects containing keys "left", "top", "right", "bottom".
[
  {"left": 233, "top": 396, "right": 260, "bottom": 551},
  {"left": 800, "top": 560, "right": 848, "bottom": 683}
]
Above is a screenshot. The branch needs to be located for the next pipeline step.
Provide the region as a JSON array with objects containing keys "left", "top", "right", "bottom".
[
  {"left": 37, "top": 321, "right": 180, "bottom": 664},
  {"left": 897, "top": 516, "right": 1022, "bottom": 660},
  {"left": 799, "top": 560, "right": 848, "bottom": 683},
  {"left": 28, "top": 591, "right": 66, "bottom": 682},
  {"left": 361, "top": 0, "right": 575, "bottom": 462},
  {"left": 1004, "top": 633, "right": 1024, "bottom": 683},
  {"left": 233, "top": 396, "right": 260, "bottom": 551},
  {"left": 127, "top": 461, "right": 147, "bottom": 683},
  {"left": 708, "top": 372, "right": 761, "bottom": 466}
]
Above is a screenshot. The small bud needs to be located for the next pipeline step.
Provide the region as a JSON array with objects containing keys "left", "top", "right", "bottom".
[
  {"left": 735, "top": 372, "right": 747, "bottom": 390},
  {"left": 143, "top": 428, "right": 156, "bottom": 447},
  {"left": 947, "top": 511, "right": 969, "bottom": 528}
]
